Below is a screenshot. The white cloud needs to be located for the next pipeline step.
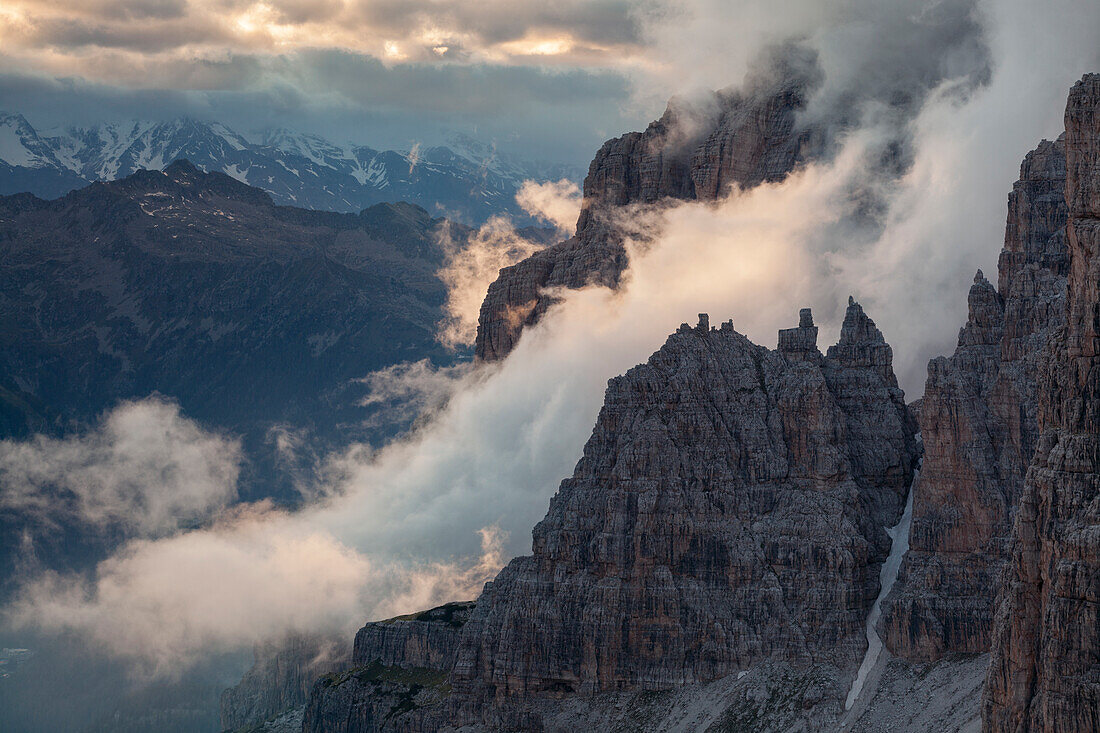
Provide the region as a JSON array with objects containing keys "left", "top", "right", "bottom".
[
  {"left": 515, "top": 178, "right": 582, "bottom": 232},
  {"left": 357, "top": 358, "right": 473, "bottom": 431},
  {"left": 434, "top": 177, "right": 580, "bottom": 349},
  {"left": 435, "top": 215, "right": 550, "bottom": 349},
  {"left": 5, "top": 506, "right": 505, "bottom": 673},
  {"left": 0, "top": 397, "right": 241, "bottom": 537}
]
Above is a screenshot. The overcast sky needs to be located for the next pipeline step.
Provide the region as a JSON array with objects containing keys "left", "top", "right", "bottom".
[{"left": 0, "top": 0, "right": 685, "bottom": 165}]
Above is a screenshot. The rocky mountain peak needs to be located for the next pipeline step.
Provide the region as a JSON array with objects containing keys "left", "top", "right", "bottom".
[
  {"left": 162, "top": 157, "right": 201, "bottom": 179},
  {"left": 778, "top": 306, "right": 820, "bottom": 358},
  {"left": 475, "top": 57, "right": 823, "bottom": 362},
  {"left": 983, "top": 72, "right": 1100, "bottom": 732},
  {"left": 826, "top": 299, "right": 895, "bottom": 382},
  {"left": 879, "top": 127, "right": 1069, "bottom": 664},
  {"left": 835, "top": 298, "right": 887, "bottom": 347},
  {"left": 300, "top": 299, "right": 917, "bottom": 730},
  {"left": 959, "top": 270, "right": 1004, "bottom": 347}
]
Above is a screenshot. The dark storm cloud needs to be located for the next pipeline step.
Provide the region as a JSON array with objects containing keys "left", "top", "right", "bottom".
[
  {"left": 284, "top": 49, "right": 629, "bottom": 116},
  {"left": 0, "top": 0, "right": 654, "bottom": 164}
]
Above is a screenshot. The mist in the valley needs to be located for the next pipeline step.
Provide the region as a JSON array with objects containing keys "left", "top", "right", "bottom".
[{"left": 2, "top": 1, "right": 1100, "bottom": 730}]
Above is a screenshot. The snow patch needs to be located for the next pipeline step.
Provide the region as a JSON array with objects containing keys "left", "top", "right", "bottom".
[
  {"left": 223, "top": 163, "right": 250, "bottom": 183},
  {"left": 0, "top": 117, "right": 42, "bottom": 167},
  {"left": 845, "top": 468, "right": 918, "bottom": 710}
]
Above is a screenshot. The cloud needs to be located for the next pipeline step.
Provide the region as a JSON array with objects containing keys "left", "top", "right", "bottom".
[
  {"left": 0, "top": 0, "right": 654, "bottom": 165},
  {"left": 435, "top": 215, "right": 551, "bottom": 349},
  {"left": 0, "top": 54, "right": 636, "bottom": 164},
  {"left": 633, "top": 0, "right": 990, "bottom": 111},
  {"left": 4, "top": 506, "right": 506, "bottom": 673},
  {"left": 0, "top": 0, "right": 650, "bottom": 70},
  {"left": 356, "top": 359, "right": 473, "bottom": 432},
  {"left": 434, "top": 176, "right": 580, "bottom": 349},
  {"left": 0, "top": 397, "right": 241, "bottom": 537},
  {"left": 515, "top": 178, "right": 582, "bottom": 232}
]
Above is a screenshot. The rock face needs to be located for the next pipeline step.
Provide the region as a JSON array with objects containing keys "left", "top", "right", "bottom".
[
  {"left": 220, "top": 635, "right": 350, "bottom": 732},
  {"left": 983, "top": 74, "right": 1100, "bottom": 733},
  {"left": 351, "top": 602, "right": 475, "bottom": 671},
  {"left": 303, "top": 302, "right": 918, "bottom": 732},
  {"left": 880, "top": 138, "right": 1069, "bottom": 662},
  {"left": 301, "top": 603, "right": 474, "bottom": 733},
  {"left": 454, "top": 304, "right": 915, "bottom": 708},
  {"left": 474, "top": 60, "right": 822, "bottom": 361}
]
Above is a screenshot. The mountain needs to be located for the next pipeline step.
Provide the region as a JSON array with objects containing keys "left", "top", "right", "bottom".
[
  {"left": 475, "top": 54, "right": 823, "bottom": 361},
  {"left": 0, "top": 114, "right": 581, "bottom": 225},
  {"left": 0, "top": 160, "right": 474, "bottom": 595},
  {"left": 0, "top": 159, "right": 459, "bottom": 445},
  {"left": 221, "top": 71, "right": 1100, "bottom": 733},
  {"left": 880, "top": 138, "right": 1069, "bottom": 662},
  {"left": 983, "top": 73, "right": 1100, "bottom": 733},
  {"left": 297, "top": 303, "right": 920, "bottom": 732}
]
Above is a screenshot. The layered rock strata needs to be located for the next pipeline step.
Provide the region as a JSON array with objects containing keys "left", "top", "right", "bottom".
[
  {"left": 983, "top": 73, "right": 1100, "bottom": 733},
  {"left": 455, "top": 304, "right": 916, "bottom": 705},
  {"left": 880, "top": 136, "right": 1069, "bottom": 662},
  {"left": 474, "top": 60, "right": 822, "bottom": 361},
  {"left": 304, "top": 302, "right": 918, "bottom": 732},
  {"left": 301, "top": 603, "right": 474, "bottom": 733},
  {"left": 351, "top": 602, "right": 475, "bottom": 670}
]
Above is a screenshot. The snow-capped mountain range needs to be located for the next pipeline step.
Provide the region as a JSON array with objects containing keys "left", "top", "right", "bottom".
[{"left": 0, "top": 113, "right": 582, "bottom": 224}]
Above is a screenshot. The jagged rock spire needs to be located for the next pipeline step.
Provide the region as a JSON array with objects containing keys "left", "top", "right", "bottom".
[
  {"left": 778, "top": 306, "right": 819, "bottom": 357},
  {"left": 983, "top": 72, "right": 1100, "bottom": 733}
]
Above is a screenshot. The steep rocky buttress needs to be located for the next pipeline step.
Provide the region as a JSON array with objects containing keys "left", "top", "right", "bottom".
[
  {"left": 474, "top": 58, "right": 822, "bottom": 362},
  {"left": 982, "top": 73, "right": 1100, "bottom": 733},
  {"left": 880, "top": 137, "right": 1068, "bottom": 662},
  {"left": 301, "top": 302, "right": 917, "bottom": 731}
]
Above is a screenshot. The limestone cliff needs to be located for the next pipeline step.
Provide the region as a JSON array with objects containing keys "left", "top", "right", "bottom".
[
  {"left": 301, "top": 603, "right": 474, "bottom": 733},
  {"left": 303, "top": 302, "right": 917, "bottom": 732},
  {"left": 474, "top": 59, "right": 821, "bottom": 361},
  {"left": 454, "top": 304, "right": 915, "bottom": 703},
  {"left": 983, "top": 73, "right": 1100, "bottom": 733},
  {"left": 881, "top": 138, "right": 1068, "bottom": 662}
]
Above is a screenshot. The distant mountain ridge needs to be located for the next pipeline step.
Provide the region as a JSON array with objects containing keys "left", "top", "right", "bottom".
[{"left": 0, "top": 113, "right": 581, "bottom": 225}]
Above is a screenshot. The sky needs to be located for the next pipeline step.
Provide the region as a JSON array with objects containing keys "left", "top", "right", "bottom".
[
  {"left": 0, "top": 0, "right": 671, "bottom": 164},
  {"left": 2, "top": 0, "right": 1100, "bottom": 696}
]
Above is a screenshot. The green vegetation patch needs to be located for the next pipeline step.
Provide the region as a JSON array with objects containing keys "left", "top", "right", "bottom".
[
  {"left": 320, "top": 660, "right": 450, "bottom": 691},
  {"left": 379, "top": 600, "right": 476, "bottom": 628},
  {"left": 318, "top": 659, "right": 452, "bottom": 722}
]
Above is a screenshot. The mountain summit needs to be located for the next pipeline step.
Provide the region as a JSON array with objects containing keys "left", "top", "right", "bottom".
[{"left": 0, "top": 114, "right": 580, "bottom": 225}]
